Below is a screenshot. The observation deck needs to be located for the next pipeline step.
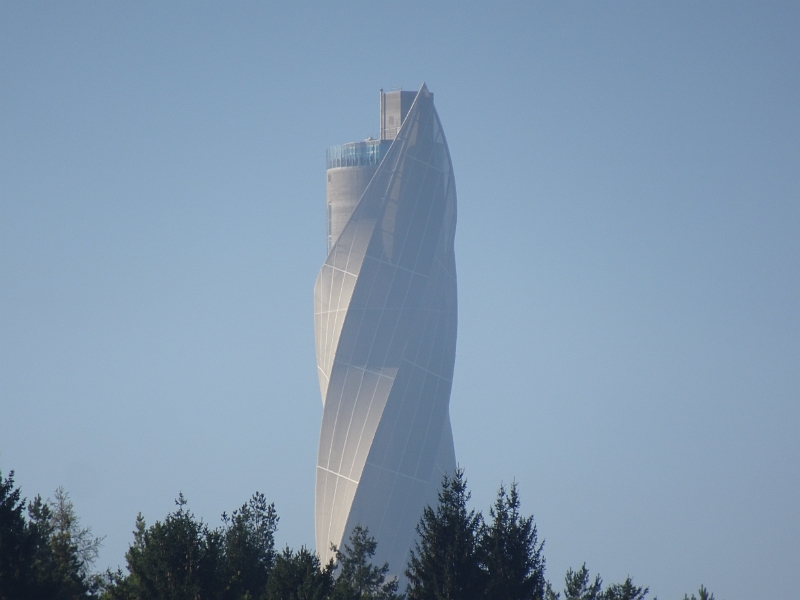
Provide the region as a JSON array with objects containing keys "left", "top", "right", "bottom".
[{"left": 326, "top": 139, "right": 391, "bottom": 170}]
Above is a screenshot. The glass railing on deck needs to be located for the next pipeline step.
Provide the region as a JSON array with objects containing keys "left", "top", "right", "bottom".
[{"left": 327, "top": 139, "right": 391, "bottom": 170}]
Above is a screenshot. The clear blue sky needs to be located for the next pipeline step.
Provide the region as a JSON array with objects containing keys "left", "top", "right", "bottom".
[{"left": 1, "top": 3, "right": 798, "bottom": 599}]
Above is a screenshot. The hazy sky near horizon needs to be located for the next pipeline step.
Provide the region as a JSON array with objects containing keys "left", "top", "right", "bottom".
[{"left": 1, "top": 3, "right": 798, "bottom": 599}]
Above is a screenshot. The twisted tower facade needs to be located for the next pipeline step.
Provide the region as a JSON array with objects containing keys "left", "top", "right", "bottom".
[{"left": 314, "top": 84, "right": 458, "bottom": 574}]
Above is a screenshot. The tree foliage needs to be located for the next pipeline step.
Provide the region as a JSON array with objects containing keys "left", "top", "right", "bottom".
[
  {"left": 406, "top": 470, "right": 549, "bottom": 600},
  {"left": 108, "top": 493, "right": 224, "bottom": 600},
  {"left": 601, "top": 577, "right": 648, "bottom": 600},
  {"left": 0, "top": 469, "right": 36, "bottom": 599},
  {"left": 0, "top": 470, "right": 103, "bottom": 600},
  {"left": 480, "top": 482, "right": 545, "bottom": 600},
  {"left": 221, "top": 492, "right": 279, "bottom": 600},
  {"left": 103, "top": 492, "right": 278, "bottom": 600},
  {"left": 265, "top": 546, "right": 334, "bottom": 600},
  {"left": 2, "top": 464, "right": 721, "bottom": 600},
  {"left": 546, "top": 564, "right": 648, "bottom": 600},
  {"left": 562, "top": 564, "right": 603, "bottom": 600},
  {"left": 331, "top": 526, "right": 401, "bottom": 600},
  {"left": 683, "top": 585, "right": 714, "bottom": 600},
  {"left": 405, "top": 469, "right": 484, "bottom": 600}
]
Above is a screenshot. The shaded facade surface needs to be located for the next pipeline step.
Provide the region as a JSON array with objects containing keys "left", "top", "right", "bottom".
[{"left": 314, "top": 84, "right": 457, "bottom": 576}]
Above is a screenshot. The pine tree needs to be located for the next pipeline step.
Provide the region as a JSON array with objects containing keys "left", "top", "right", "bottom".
[
  {"left": 266, "top": 546, "right": 334, "bottom": 600},
  {"left": 480, "top": 482, "right": 545, "bottom": 600},
  {"left": 682, "top": 585, "right": 714, "bottom": 600},
  {"left": 0, "top": 469, "right": 36, "bottom": 600},
  {"left": 43, "top": 487, "right": 104, "bottom": 599},
  {"left": 600, "top": 577, "right": 647, "bottom": 600},
  {"left": 405, "top": 468, "right": 483, "bottom": 600},
  {"left": 553, "top": 566, "right": 648, "bottom": 600},
  {"left": 1, "top": 470, "right": 102, "bottom": 600},
  {"left": 116, "top": 493, "right": 225, "bottom": 600},
  {"left": 331, "top": 525, "right": 401, "bottom": 600},
  {"left": 221, "top": 492, "right": 278, "bottom": 600},
  {"left": 562, "top": 565, "right": 602, "bottom": 600}
]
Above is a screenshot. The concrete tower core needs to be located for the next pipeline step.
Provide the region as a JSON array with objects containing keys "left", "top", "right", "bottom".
[
  {"left": 315, "top": 84, "right": 458, "bottom": 580},
  {"left": 380, "top": 90, "right": 418, "bottom": 140}
]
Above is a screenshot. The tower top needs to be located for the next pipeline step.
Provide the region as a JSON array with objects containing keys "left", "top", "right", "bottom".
[{"left": 380, "top": 89, "right": 427, "bottom": 140}]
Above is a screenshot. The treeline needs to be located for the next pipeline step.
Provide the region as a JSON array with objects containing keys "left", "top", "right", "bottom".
[
  {"left": 1, "top": 467, "right": 716, "bottom": 600},
  {"left": 0, "top": 470, "right": 103, "bottom": 599}
]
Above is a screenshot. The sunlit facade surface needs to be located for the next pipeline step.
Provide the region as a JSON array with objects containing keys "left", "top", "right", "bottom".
[{"left": 314, "top": 84, "right": 458, "bottom": 576}]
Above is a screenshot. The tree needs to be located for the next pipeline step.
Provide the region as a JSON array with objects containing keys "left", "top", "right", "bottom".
[
  {"left": 562, "top": 565, "right": 602, "bottom": 600},
  {"left": 221, "top": 492, "right": 278, "bottom": 600},
  {"left": 110, "top": 493, "right": 225, "bottom": 600},
  {"left": 480, "top": 482, "right": 545, "bottom": 600},
  {"left": 683, "top": 585, "right": 714, "bottom": 600},
  {"left": 103, "top": 491, "right": 281, "bottom": 600},
  {"left": 405, "top": 468, "right": 484, "bottom": 600},
  {"left": 544, "top": 581, "right": 561, "bottom": 600},
  {"left": 0, "top": 469, "right": 36, "bottom": 600},
  {"left": 548, "top": 566, "right": 648, "bottom": 600},
  {"left": 34, "top": 487, "right": 104, "bottom": 600},
  {"left": 1, "top": 470, "right": 103, "bottom": 600},
  {"left": 266, "top": 546, "right": 334, "bottom": 600},
  {"left": 600, "top": 577, "right": 647, "bottom": 600},
  {"left": 331, "top": 525, "right": 401, "bottom": 600}
]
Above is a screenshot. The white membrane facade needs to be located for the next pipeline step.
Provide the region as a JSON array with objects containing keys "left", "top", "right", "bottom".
[{"left": 314, "top": 84, "right": 457, "bottom": 576}]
